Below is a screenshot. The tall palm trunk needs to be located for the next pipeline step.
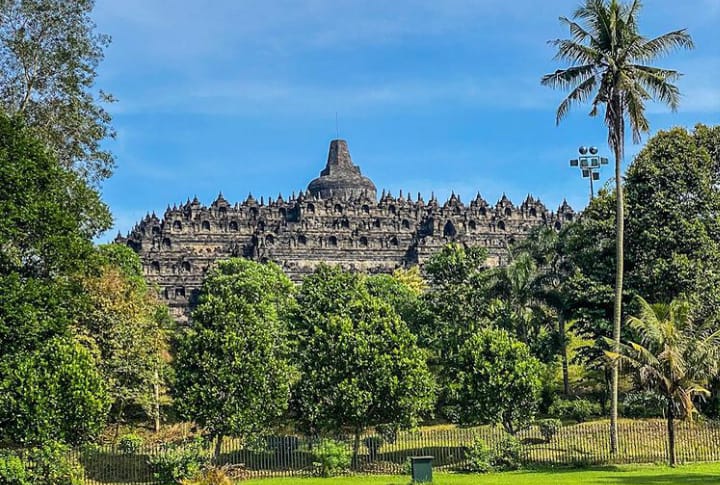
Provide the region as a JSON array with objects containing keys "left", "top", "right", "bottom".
[
  {"left": 667, "top": 397, "right": 676, "bottom": 466},
  {"left": 610, "top": 98, "right": 625, "bottom": 456}
]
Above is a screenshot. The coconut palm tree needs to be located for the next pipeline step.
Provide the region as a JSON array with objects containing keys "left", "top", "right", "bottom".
[
  {"left": 609, "top": 297, "right": 720, "bottom": 465},
  {"left": 541, "top": 0, "right": 693, "bottom": 453}
]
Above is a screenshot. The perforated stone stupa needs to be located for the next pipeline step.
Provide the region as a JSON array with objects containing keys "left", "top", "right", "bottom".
[{"left": 120, "top": 139, "right": 574, "bottom": 321}]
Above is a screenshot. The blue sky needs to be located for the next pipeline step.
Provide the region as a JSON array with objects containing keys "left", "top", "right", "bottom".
[{"left": 93, "top": 0, "right": 720, "bottom": 241}]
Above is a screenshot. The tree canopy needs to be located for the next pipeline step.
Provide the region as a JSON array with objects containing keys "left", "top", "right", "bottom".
[
  {"left": 291, "top": 265, "right": 435, "bottom": 451},
  {"left": 0, "top": 336, "right": 110, "bottom": 446},
  {"left": 452, "top": 328, "right": 542, "bottom": 434},
  {"left": 77, "top": 244, "right": 170, "bottom": 430},
  {"left": 0, "top": 0, "right": 115, "bottom": 183},
  {"left": 173, "top": 259, "right": 297, "bottom": 456},
  {"left": 612, "top": 297, "right": 720, "bottom": 465}
]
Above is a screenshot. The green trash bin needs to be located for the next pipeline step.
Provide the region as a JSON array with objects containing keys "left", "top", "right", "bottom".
[{"left": 410, "top": 455, "right": 433, "bottom": 483}]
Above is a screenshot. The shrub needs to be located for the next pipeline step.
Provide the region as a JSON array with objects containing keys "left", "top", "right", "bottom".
[
  {"left": 491, "top": 435, "right": 522, "bottom": 470},
  {"left": 29, "top": 442, "right": 84, "bottom": 485},
  {"left": 622, "top": 391, "right": 666, "bottom": 418},
  {"left": 536, "top": 418, "right": 562, "bottom": 443},
  {"left": 118, "top": 433, "right": 145, "bottom": 454},
  {"left": 148, "top": 439, "right": 210, "bottom": 484},
  {"left": 363, "top": 436, "right": 384, "bottom": 459},
  {"left": 0, "top": 443, "right": 83, "bottom": 485},
  {"left": 464, "top": 436, "right": 493, "bottom": 473},
  {"left": 548, "top": 398, "right": 601, "bottom": 422},
  {"left": 311, "top": 439, "right": 350, "bottom": 477},
  {"left": 180, "top": 467, "right": 231, "bottom": 485},
  {"left": 0, "top": 450, "right": 31, "bottom": 485}
]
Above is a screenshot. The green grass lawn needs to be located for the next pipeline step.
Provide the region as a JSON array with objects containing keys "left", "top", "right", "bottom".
[{"left": 240, "top": 463, "right": 720, "bottom": 484}]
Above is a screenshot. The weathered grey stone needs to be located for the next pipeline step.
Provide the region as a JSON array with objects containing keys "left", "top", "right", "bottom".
[{"left": 119, "top": 139, "right": 574, "bottom": 322}]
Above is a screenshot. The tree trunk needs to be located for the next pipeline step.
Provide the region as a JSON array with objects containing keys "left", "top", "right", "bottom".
[
  {"left": 153, "top": 369, "right": 161, "bottom": 433},
  {"left": 214, "top": 434, "right": 224, "bottom": 462},
  {"left": 609, "top": 101, "right": 625, "bottom": 456},
  {"left": 114, "top": 400, "right": 126, "bottom": 442},
  {"left": 559, "top": 313, "right": 570, "bottom": 395},
  {"left": 667, "top": 399, "right": 676, "bottom": 466},
  {"left": 352, "top": 428, "right": 361, "bottom": 470}
]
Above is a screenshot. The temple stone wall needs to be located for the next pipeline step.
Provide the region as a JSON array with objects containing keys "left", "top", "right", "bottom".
[{"left": 120, "top": 139, "right": 574, "bottom": 321}]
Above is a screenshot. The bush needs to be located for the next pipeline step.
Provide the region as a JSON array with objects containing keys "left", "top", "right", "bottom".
[
  {"left": 536, "top": 418, "right": 562, "bottom": 443},
  {"left": 548, "top": 398, "right": 601, "bottom": 422},
  {"left": 118, "top": 433, "right": 145, "bottom": 454},
  {"left": 491, "top": 435, "right": 522, "bottom": 470},
  {"left": 0, "top": 450, "right": 31, "bottom": 485},
  {"left": 148, "top": 439, "right": 210, "bottom": 485},
  {"left": 363, "top": 436, "right": 384, "bottom": 459},
  {"left": 28, "top": 442, "right": 84, "bottom": 485},
  {"left": 622, "top": 391, "right": 666, "bottom": 418},
  {"left": 180, "top": 467, "right": 231, "bottom": 485},
  {"left": 0, "top": 443, "right": 83, "bottom": 485},
  {"left": 464, "top": 436, "right": 493, "bottom": 473},
  {"left": 311, "top": 439, "right": 350, "bottom": 477}
]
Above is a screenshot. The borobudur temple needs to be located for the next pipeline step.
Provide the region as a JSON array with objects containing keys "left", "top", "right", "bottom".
[{"left": 119, "top": 139, "right": 575, "bottom": 321}]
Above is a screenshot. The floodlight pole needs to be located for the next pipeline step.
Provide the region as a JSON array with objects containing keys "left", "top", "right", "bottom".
[{"left": 569, "top": 146, "right": 607, "bottom": 203}]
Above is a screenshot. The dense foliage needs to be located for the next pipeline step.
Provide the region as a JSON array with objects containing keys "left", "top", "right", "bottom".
[
  {"left": 173, "top": 259, "right": 296, "bottom": 456},
  {"left": 452, "top": 328, "right": 543, "bottom": 434},
  {"left": 0, "top": 337, "right": 109, "bottom": 446},
  {"left": 0, "top": 0, "right": 115, "bottom": 183},
  {"left": 0, "top": 114, "right": 112, "bottom": 447},
  {"left": 291, "top": 265, "right": 435, "bottom": 460},
  {"left": 78, "top": 243, "right": 171, "bottom": 429}
]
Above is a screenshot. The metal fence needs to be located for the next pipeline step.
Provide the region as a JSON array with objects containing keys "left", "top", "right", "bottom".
[{"left": 68, "top": 420, "right": 720, "bottom": 484}]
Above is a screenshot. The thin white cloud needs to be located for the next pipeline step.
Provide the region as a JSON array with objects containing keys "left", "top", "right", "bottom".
[{"left": 109, "top": 74, "right": 557, "bottom": 117}]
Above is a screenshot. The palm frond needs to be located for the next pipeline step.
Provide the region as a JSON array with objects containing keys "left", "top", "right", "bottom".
[
  {"left": 622, "top": 0, "right": 643, "bottom": 29},
  {"left": 628, "top": 341, "right": 661, "bottom": 368},
  {"left": 554, "top": 75, "right": 598, "bottom": 124},
  {"left": 559, "top": 16, "right": 592, "bottom": 43},
  {"left": 548, "top": 39, "right": 600, "bottom": 65},
  {"left": 631, "top": 30, "right": 694, "bottom": 62},
  {"left": 632, "top": 65, "right": 681, "bottom": 111},
  {"left": 541, "top": 64, "right": 595, "bottom": 90},
  {"left": 624, "top": 85, "right": 650, "bottom": 143}
]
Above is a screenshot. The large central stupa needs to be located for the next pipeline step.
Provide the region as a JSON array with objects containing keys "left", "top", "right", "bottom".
[{"left": 307, "top": 139, "right": 377, "bottom": 200}]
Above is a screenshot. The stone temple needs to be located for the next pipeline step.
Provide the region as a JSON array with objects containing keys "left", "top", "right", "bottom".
[{"left": 119, "top": 139, "right": 575, "bottom": 321}]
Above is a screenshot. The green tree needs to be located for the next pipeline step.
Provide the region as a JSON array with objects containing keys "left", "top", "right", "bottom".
[
  {"left": 77, "top": 244, "right": 170, "bottom": 434},
  {"left": 542, "top": 0, "right": 693, "bottom": 452},
  {"left": 174, "top": 259, "right": 296, "bottom": 459},
  {"left": 693, "top": 123, "right": 720, "bottom": 177},
  {"left": 625, "top": 127, "right": 720, "bottom": 319},
  {"left": 0, "top": 336, "right": 110, "bottom": 446},
  {"left": 610, "top": 297, "right": 720, "bottom": 465},
  {"left": 422, "top": 243, "right": 493, "bottom": 357},
  {"left": 453, "top": 328, "right": 543, "bottom": 434},
  {"left": 0, "top": 114, "right": 110, "bottom": 280},
  {"left": 365, "top": 269, "right": 428, "bottom": 334},
  {"left": 490, "top": 252, "right": 550, "bottom": 347},
  {"left": 562, "top": 126, "right": 720, "bottom": 334},
  {"left": 291, "top": 265, "right": 435, "bottom": 463},
  {"left": 0, "top": 0, "right": 115, "bottom": 183},
  {"left": 0, "top": 113, "right": 111, "bottom": 446}
]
